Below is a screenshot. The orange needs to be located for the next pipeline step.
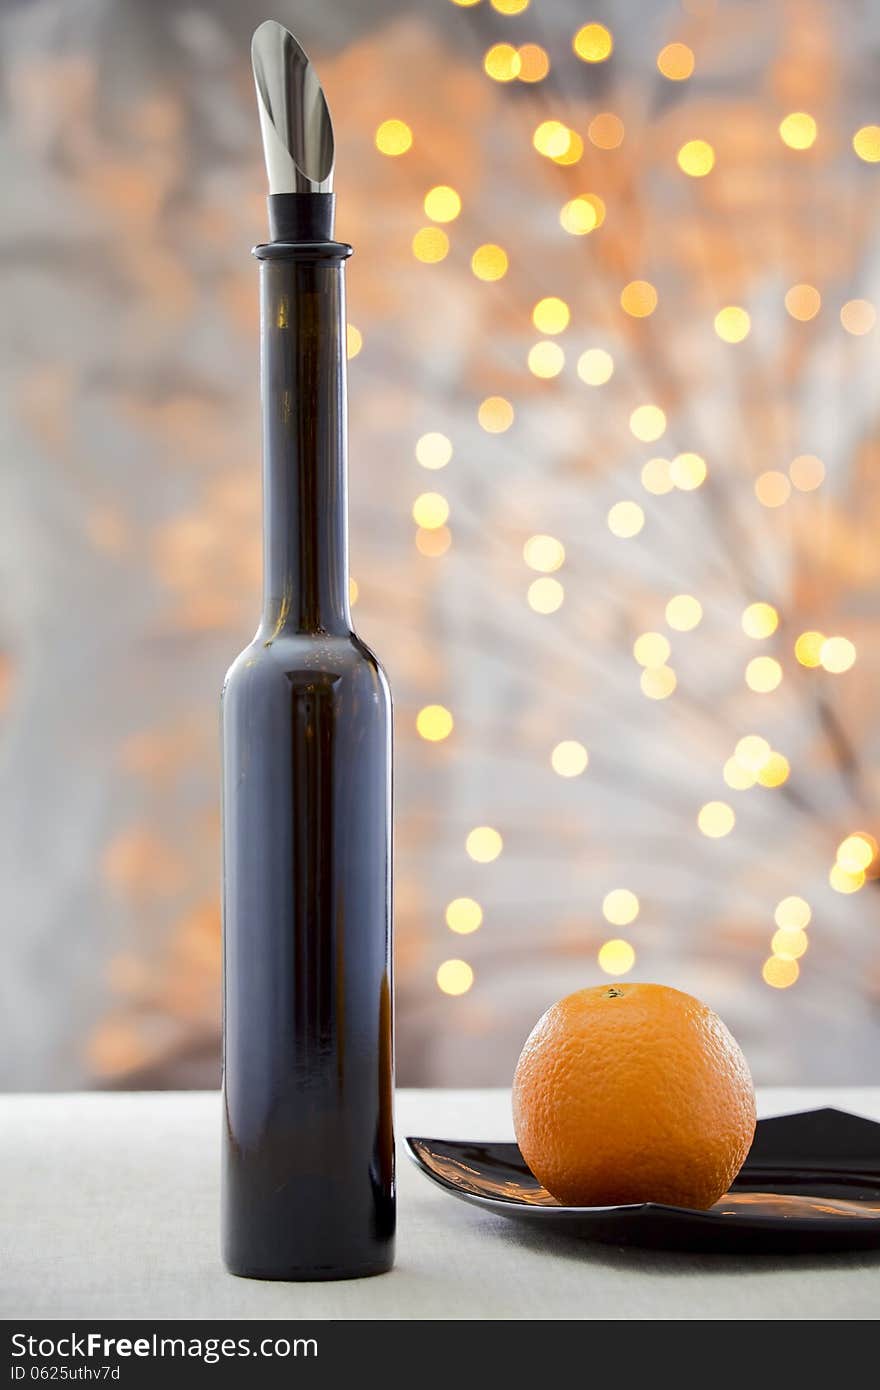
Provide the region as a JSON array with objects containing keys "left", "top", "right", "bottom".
[{"left": 512, "top": 983, "right": 756, "bottom": 1209}]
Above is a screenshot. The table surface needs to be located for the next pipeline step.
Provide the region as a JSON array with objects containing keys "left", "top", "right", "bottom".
[{"left": 1, "top": 1088, "right": 879, "bottom": 1321}]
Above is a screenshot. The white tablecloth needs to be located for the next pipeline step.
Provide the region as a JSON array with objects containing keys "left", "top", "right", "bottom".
[{"left": 1, "top": 1088, "right": 878, "bottom": 1320}]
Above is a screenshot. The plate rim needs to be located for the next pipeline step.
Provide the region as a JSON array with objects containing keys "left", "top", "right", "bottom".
[{"left": 404, "top": 1107, "right": 880, "bottom": 1230}]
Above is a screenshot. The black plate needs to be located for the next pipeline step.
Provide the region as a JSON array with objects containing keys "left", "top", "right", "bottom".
[{"left": 406, "top": 1109, "right": 880, "bottom": 1253}]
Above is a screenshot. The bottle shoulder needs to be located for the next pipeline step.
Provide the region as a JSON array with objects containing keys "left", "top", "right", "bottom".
[
  {"left": 349, "top": 629, "right": 390, "bottom": 687},
  {"left": 222, "top": 629, "right": 390, "bottom": 698}
]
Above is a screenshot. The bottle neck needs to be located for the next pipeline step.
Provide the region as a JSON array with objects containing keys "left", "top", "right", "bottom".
[{"left": 256, "top": 241, "right": 353, "bottom": 638}]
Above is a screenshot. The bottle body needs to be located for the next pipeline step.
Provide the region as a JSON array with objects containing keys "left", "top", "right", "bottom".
[
  {"left": 221, "top": 234, "right": 394, "bottom": 1279},
  {"left": 221, "top": 632, "right": 394, "bottom": 1279}
]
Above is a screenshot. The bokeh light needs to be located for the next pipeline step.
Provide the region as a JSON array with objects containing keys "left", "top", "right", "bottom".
[
  {"left": 789, "top": 455, "right": 825, "bottom": 491},
  {"left": 641, "top": 457, "right": 674, "bottom": 494},
  {"left": 582, "top": 193, "right": 606, "bottom": 225},
  {"left": 757, "top": 752, "right": 790, "bottom": 787},
  {"left": 446, "top": 898, "right": 483, "bottom": 935},
  {"left": 412, "top": 226, "right": 449, "bottom": 263},
  {"left": 853, "top": 124, "right": 880, "bottom": 162},
  {"left": 657, "top": 43, "right": 695, "bottom": 80},
  {"left": 577, "top": 348, "right": 614, "bottom": 384},
  {"left": 698, "top": 801, "right": 735, "bottom": 837},
  {"left": 598, "top": 939, "right": 635, "bottom": 975},
  {"left": 484, "top": 43, "right": 521, "bottom": 82},
  {"left": 745, "top": 656, "right": 783, "bottom": 693},
  {"left": 602, "top": 889, "right": 639, "bottom": 926},
  {"left": 375, "top": 118, "right": 413, "bottom": 155},
  {"left": 754, "top": 470, "right": 791, "bottom": 507},
  {"left": 607, "top": 501, "right": 645, "bottom": 538},
  {"left": 640, "top": 666, "right": 677, "bottom": 699},
  {"left": 840, "top": 299, "right": 876, "bottom": 334},
  {"left": 466, "top": 827, "right": 503, "bottom": 863},
  {"left": 588, "top": 112, "right": 625, "bottom": 149},
  {"left": 775, "top": 897, "right": 811, "bottom": 930},
  {"left": 528, "top": 341, "right": 565, "bottom": 378},
  {"left": 478, "top": 396, "right": 514, "bottom": 432},
  {"left": 523, "top": 534, "right": 565, "bottom": 572},
  {"left": 552, "top": 131, "right": 584, "bottom": 166},
  {"left": 527, "top": 576, "right": 564, "bottom": 613},
  {"left": 741, "top": 602, "right": 779, "bottom": 638},
  {"left": 424, "top": 185, "right": 462, "bottom": 222},
  {"left": 734, "top": 735, "right": 771, "bottom": 772},
  {"left": 670, "top": 452, "right": 707, "bottom": 490},
  {"left": 491, "top": 0, "right": 530, "bottom": 14},
  {"left": 836, "top": 833, "right": 876, "bottom": 873},
  {"left": 620, "top": 280, "right": 658, "bottom": 316},
  {"left": 819, "top": 636, "right": 856, "bottom": 673},
  {"left": 412, "top": 492, "right": 449, "bottom": 529},
  {"left": 560, "top": 197, "right": 599, "bottom": 235},
  {"left": 771, "top": 928, "right": 808, "bottom": 960},
  {"left": 779, "top": 112, "right": 817, "bottom": 149},
  {"left": 346, "top": 324, "right": 363, "bottom": 359},
  {"left": 415, "top": 526, "right": 452, "bottom": 558},
  {"left": 533, "top": 120, "right": 572, "bottom": 158},
  {"left": 573, "top": 23, "right": 613, "bottom": 62},
  {"left": 416, "top": 704, "right": 454, "bottom": 742},
  {"left": 723, "top": 758, "right": 756, "bottom": 790},
  {"left": 532, "top": 297, "right": 570, "bottom": 334},
  {"left": 349, "top": 577, "right": 359, "bottom": 606},
  {"left": 633, "top": 632, "right": 671, "bottom": 668},
  {"left": 471, "top": 243, "right": 508, "bottom": 281},
  {"left": 665, "top": 594, "right": 703, "bottom": 630},
  {"left": 785, "top": 284, "right": 821, "bottom": 321},
  {"left": 415, "top": 432, "right": 453, "bottom": 470},
  {"left": 829, "top": 863, "right": 865, "bottom": 894},
  {"left": 629, "top": 405, "right": 667, "bottom": 442},
  {"left": 517, "top": 44, "right": 550, "bottom": 83},
  {"left": 677, "top": 139, "right": 715, "bottom": 176},
  {"left": 714, "top": 306, "right": 751, "bottom": 342},
  {"left": 762, "top": 957, "right": 799, "bottom": 989},
  {"left": 436, "top": 959, "right": 474, "bottom": 995},
  {"left": 795, "top": 630, "right": 826, "bottom": 667},
  {"left": 551, "top": 740, "right": 589, "bottom": 778}
]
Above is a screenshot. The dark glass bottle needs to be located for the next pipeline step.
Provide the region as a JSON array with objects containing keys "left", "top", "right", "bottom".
[{"left": 221, "top": 196, "right": 394, "bottom": 1280}]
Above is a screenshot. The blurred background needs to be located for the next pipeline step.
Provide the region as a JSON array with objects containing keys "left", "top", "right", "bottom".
[{"left": 1, "top": 0, "right": 879, "bottom": 1092}]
